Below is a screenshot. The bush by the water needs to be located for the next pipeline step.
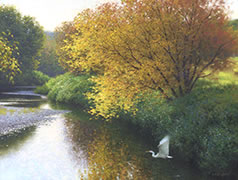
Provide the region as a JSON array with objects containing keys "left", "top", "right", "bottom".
[
  {"left": 34, "top": 84, "right": 49, "bottom": 95},
  {"left": 45, "top": 73, "right": 93, "bottom": 108},
  {"left": 128, "top": 79, "right": 238, "bottom": 176},
  {"left": 32, "top": 71, "right": 51, "bottom": 85}
]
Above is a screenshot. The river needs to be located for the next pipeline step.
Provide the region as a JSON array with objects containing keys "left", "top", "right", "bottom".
[{"left": 0, "top": 87, "right": 219, "bottom": 180}]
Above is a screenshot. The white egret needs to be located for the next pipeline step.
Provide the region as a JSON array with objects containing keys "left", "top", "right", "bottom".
[{"left": 146, "top": 135, "right": 173, "bottom": 159}]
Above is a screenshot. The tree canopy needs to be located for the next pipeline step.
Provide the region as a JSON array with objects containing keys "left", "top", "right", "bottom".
[
  {"left": 0, "top": 5, "right": 45, "bottom": 83},
  {"left": 58, "top": 0, "right": 238, "bottom": 118}
]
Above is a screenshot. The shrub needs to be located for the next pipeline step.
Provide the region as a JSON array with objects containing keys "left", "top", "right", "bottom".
[
  {"left": 46, "top": 73, "right": 94, "bottom": 108},
  {"left": 199, "top": 126, "right": 238, "bottom": 176},
  {"left": 34, "top": 84, "right": 49, "bottom": 95},
  {"left": 32, "top": 70, "right": 50, "bottom": 85}
]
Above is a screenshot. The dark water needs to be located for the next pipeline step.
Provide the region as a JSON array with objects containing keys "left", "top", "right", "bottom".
[{"left": 0, "top": 87, "right": 218, "bottom": 180}]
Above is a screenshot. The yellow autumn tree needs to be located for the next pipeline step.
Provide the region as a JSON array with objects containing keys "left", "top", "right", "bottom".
[
  {"left": 55, "top": 21, "right": 77, "bottom": 72},
  {"left": 0, "top": 32, "right": 20, "bottom": 82},
  {"left": 61, "top": 0, "right": 237, "bottom": 118}
]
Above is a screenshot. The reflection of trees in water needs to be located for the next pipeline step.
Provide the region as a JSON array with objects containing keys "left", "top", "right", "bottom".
[
  {"left": 83, "top": 129, "right": 149, "bottom": 180},
  {"left": 65, "top": 111, "right": 185, "bottom": 179},
  {"left": 64, "top": 115, "right": 97, "bottom": 156},
  {"left": 0, "top": 107, "right": 7, "bottom": 115},
  {"left": 0, "top": 127, "right": 36, "bottom": 156},
  {"left": 64, "top": 112, "right": 98, "bottom": 174},
  {"left": 64, "top": 112, "right": 150, "bottom": 179}
]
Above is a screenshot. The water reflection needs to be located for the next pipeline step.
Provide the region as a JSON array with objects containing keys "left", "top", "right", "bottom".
[
  {"left": 64, "top": 110, "right": 216, "bottom": 180},
  {"left": 0, "top": 127, "right": 36, "bottom": 156},
  {"left": 64, "top": 112, "right": 164, "bottom": 179},
  {"left": 84, "top": 129, "right": 149, "bottom": 179},
  {"left": 0, "top": 107, "right": 7, "bottom": 115}
]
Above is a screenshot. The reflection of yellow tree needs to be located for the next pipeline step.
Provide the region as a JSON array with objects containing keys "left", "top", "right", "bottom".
[
  {"left": 0, "top": 107, "right": 16, "bottom": 115},
  {"left": 0, "top": 107, "right": 7, "bottom": 115},
  {"left": 80, "top": 130, "right": 148, "bottom": 180}
]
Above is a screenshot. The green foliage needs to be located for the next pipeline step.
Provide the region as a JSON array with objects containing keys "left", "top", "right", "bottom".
[
  {"left": 128, "top": 80, "right": 238, "bottom": 175},
  {"left": 34, "top": 84, "right": 49, "bottom": 95},
  {"left": 32, "top": 70, "right": 50, "bottom": 85},
  {"left": 0, "top": 5, "right": 45, "bottom": 84},
  {"left": 199, "top": 126, "right": 238, "bottom": 175},
  {"left": 46, "top": 73, "right": 93, "bottom": 108}
]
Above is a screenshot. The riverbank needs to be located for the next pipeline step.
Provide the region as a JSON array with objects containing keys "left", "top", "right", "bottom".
[
  {"left": 36, "top": 67, "right": 238, "bottom": 178},
  {"left": 0, "top": 106, "right": 69, "bottom": 135},
  {"left": 0, "top": 89, "right": 69, "bottom": 135}
]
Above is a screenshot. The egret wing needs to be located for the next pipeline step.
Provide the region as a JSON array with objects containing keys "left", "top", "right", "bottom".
[{"left": 157, "top": 136, "right": 170, "bottom": 157}]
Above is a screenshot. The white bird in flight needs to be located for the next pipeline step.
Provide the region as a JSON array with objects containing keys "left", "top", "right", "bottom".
[{"left": 147, "top": 135, "right": 173, "bottom": 159}]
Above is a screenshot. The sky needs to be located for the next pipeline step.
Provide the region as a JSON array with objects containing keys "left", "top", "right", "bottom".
[{"left": 1, "top": 0, "right": 238, "bottom": 32}]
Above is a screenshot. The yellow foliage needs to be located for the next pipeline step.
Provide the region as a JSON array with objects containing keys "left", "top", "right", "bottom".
[
  {"left": 0, "top": 32, "right": 20, "bottom": 82},
  {"left": 59, "top": 0, "right": 237, "bottom": 119}
]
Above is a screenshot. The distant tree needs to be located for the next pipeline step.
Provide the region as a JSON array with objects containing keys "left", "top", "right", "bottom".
[
  {"left": 0, "top": 5, "right": 45, "bottom": 83},
  {"left": 45, "top": 31, "right": 54, "bottom": 38},
  {"left": 37, "top": 33, "right": 64, "bottom": 77},
  {"left": 60, "top": 0, "right": 238, "bottom": 118}
]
